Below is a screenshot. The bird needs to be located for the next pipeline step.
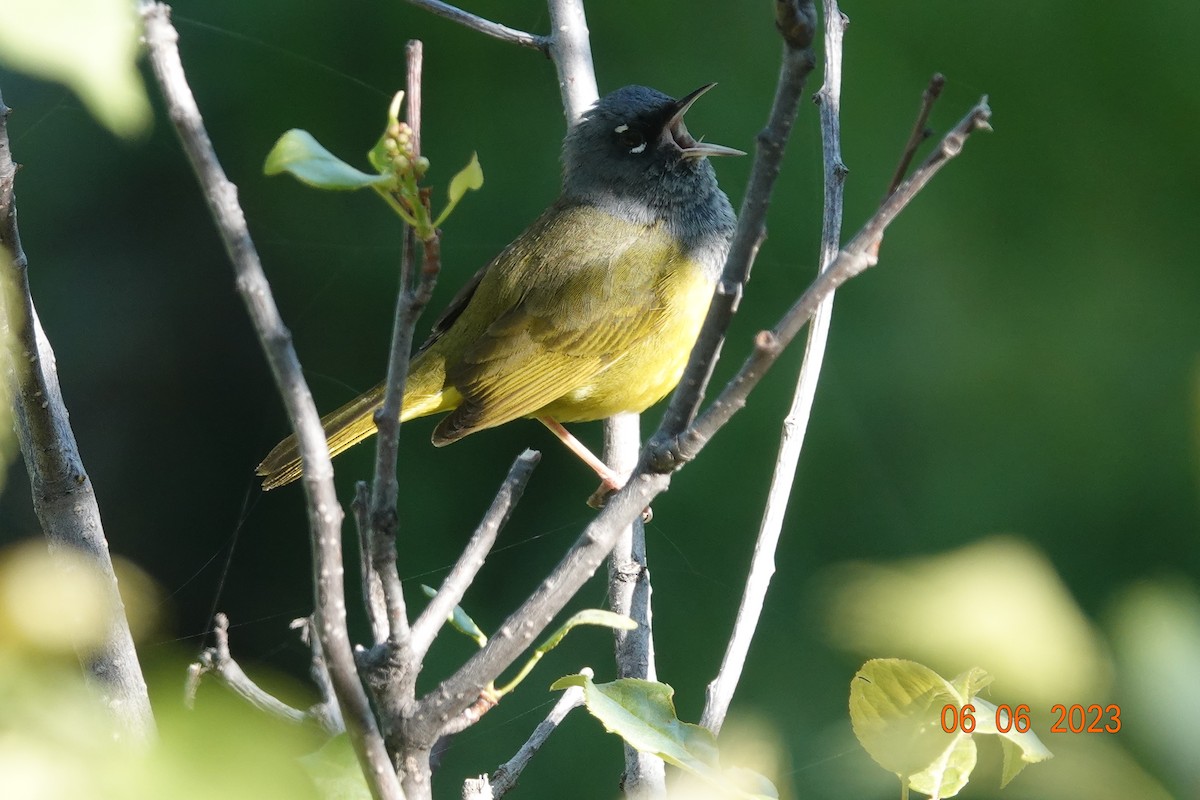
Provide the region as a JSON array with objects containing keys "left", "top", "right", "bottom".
[{"left": 257, "top": 84, "right": 742, "bottom": 494}]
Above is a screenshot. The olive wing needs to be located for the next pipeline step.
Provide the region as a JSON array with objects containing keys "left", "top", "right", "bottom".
[{"left": 433, "top": 206, "right": 681, "bottom": 443}]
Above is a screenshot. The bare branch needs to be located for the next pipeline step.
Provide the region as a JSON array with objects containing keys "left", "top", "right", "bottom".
[
  {"left": 411, "top": 469, "right": 668, "bottom": 743},
  {"left": 291, "top": 616, "right": 347, "bottom": 734},
  {"left": 604, "top": 413, "right": 664, "bottom": 793},
  {"left": 654, "top": 0, "right": 819, "bottom": 447},
  {"left": 488, "top": 668, "right": 590, "bottom": 798},
  {"left": 546, "top": 0, "right": 599, "bottom": 122},
  {"left": 354, "top": 483, "right": 392, "bottom": 647},
  {"left": 404, "top": 0, "right": 812, "bottom": 746},
  {"left": 678, "top": 97, "right": 993, "bottom": 456},
  {"left": 403, "top": 0, "right": 548, "bottom": 53},
  {"left": 185, "top": 614, "right": 342, "bottom": 731},
  {"left": 411, "top": 70, "right": 992, "bottom": 765},
  {"left": 886, "top": 73, "right": 946, "bottom": 199},
  {"left": 0, "top": 88, "right": 155, "bottom": 744},
  {"left": 701, "top": 0, "right": 848, "bottom": 736},
  {"left": 411, "top": 450, "right": 541, "bottom": 659},
  {"left": 138, "top": 5, "right": 401, "bottom": 798},
  {"left": 368, "top": 40, "right": 441, "bottom": 655}
]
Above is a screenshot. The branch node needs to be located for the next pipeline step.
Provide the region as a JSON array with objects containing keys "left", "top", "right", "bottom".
[
  {"left": 775, "top": 0, "right": 818, "bottom": 50},
  {"left": 753, "top": 330, "right": 783, "bottom": 356}
]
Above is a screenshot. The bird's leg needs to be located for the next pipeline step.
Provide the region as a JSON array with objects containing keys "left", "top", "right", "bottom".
[
  {"left": 538, "top": 417, "right": 623, "bottom": 491},
  {"left": 537, "top": 417, "right": 652, "bottom": 520}
]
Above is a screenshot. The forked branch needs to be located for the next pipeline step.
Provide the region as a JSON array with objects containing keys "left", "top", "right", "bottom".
[{"left": 139, "top": 4, "right": 401, "bottom": 798}]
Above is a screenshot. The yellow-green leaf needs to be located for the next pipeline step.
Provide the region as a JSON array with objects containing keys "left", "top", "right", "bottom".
[
  {"left": 969, "top": 697, "right": 1053, "bottom": 786},
  {"left": 552, "top": 674, "right": 778, "bottom": 799},
  {"left": 264, "top": 129, "right": 391, "bottom": 190},
  {"left": 433, "top": 153, "right": 483, "bottom": 228},
  {"left": 447, "top": 152, "right": 484, "bottom": 204},
  {"left": 849, "top": 659, "right": 964, "bottom": 779},
  {"left": 907, "top": 733, "right": 976, "bottom": 799}
]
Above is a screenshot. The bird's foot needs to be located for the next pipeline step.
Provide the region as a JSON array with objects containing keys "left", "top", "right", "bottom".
[{"left": 587, "top": 482, "right": 652, "bottom": 523}]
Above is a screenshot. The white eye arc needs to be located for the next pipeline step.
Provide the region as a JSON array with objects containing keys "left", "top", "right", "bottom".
[{"left": 614, "top": 123, "right": 647, "bottom": 154}]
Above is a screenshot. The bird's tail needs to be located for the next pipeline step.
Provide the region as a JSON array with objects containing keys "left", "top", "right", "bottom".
[{"left": 256, "top": 376, "right": 454, "bottom": 491}]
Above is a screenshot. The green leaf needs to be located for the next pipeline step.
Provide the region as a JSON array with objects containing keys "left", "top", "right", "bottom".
[
  {"left": 419, "top": 584, "right": 487, "bottom": 648},
  {"left": 433, "top": 152, "right": 484, "bottom": 228},
  {"left": 849, "top": 659, "right": 964, "bottom": 780},
  {"left": 263, "top": 130, "right": 392, "bottom": 190},
  {"left": 0, "top": 0, "right": 150, "bottom": 137},
  {"left": 552, "top": 675, "right": 778, "bottom": 799}
]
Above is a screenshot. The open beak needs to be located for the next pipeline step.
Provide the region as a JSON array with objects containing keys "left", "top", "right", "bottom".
[{"left": 668, "top": 83, "right": 746, "bottom": 160}]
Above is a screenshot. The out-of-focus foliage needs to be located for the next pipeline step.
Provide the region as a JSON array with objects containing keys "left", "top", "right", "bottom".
[
  {"left": 0, "top": 0, "right": 149, "bottom": 136},
  {"left": 848, "top": 659, "right": 1051, "bottom": 798},
  {"left": 1108, "top": 579, "right": 1200, "bottom": 798},
  {"left": 828, "top": 545, "right": 1174, "bottom": 800},
  {"left": 0, "top": 543, "right": 320, "bottom": 800},
  {"left": 824, "top": 537, "right": 1109, "bottom": 709}
]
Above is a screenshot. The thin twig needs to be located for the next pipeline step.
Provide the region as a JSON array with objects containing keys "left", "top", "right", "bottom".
[
  {"left": 409, "top": 467, "right": 668, "bottom": 744},
  {"left": 369, "top": 40, "right": 438, "bottom": 653},
  {"left": 184, "top": 614, "right": 341, "bottom": 731},
  {"left": 291, "top": 616, "right": 347, "bottom": 734},
  {"left": 677, "top": 98, "right": 993, "bottom": 456},
  {"left": 488, "top": 668, "right": 590, "bottom": 797},
  {"left": 654, "top": 0, "right": 818, "bottom": 448},
  {"left": 138, "top": 5, "right": 401, "bottom": 798},
  {"left": 700, "top": 0, "right": 848, "bottom": 736},
  {"left": 354, "top": 483, "right": 391, "bottom": 646},
  {"left": 886, "top": 73, "right": 945, "bottom": 199},
  {"left": 0, "top": 88, "right": 155, "bottom": 743},
  {"left": 403, "top": 0, "right": 548, "bottom": 53},
  {"left": 411, "top": 449, "right": 540, "bottom": 658}
]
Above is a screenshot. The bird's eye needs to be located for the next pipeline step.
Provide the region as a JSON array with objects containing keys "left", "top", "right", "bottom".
[{"left": 614, "top": 124, "right": 647, "bottom": 154}]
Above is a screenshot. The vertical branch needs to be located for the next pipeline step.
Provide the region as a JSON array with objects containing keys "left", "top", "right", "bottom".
[
  {"left": 653, "top": 0, "right": 818, "bottom": 452},
  {"left": 544, "top": 3, "right": 661, "bottom": 793},
  {"left": 604, "top": 413, "right": 665, "bottom": 796},
  {"left": 0, "top": 91, "right": 155, "bottom": 743},
  {"left": 368, "top": 40, "right": 438, "bottom": 653},
  {"left": 138, "top": 5, "right": 403, "bottom": 798},
  {"left": 699, "top": 0, "right": 847, "bottom": 736},
  {"left": 546, "top": 0, "right": 599, "bottom": 121}
]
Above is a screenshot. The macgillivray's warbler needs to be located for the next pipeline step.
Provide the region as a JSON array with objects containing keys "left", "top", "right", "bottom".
[{"left": 257, "top": 84, "right": 743, "bottom": 494}]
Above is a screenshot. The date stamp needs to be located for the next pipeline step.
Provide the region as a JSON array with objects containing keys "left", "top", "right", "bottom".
[{"left": 940, "top": 703, "right": 1121, "bottom": 734}]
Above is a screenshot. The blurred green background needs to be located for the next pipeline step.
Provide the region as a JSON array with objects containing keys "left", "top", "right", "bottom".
[{"left": 1, "top": 1, "right": 1198, "bottom": 798}]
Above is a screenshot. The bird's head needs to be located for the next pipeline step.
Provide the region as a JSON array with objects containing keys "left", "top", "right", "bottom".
[{"left": 561, "top": 84, "right": 743, "bottom": 220}]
